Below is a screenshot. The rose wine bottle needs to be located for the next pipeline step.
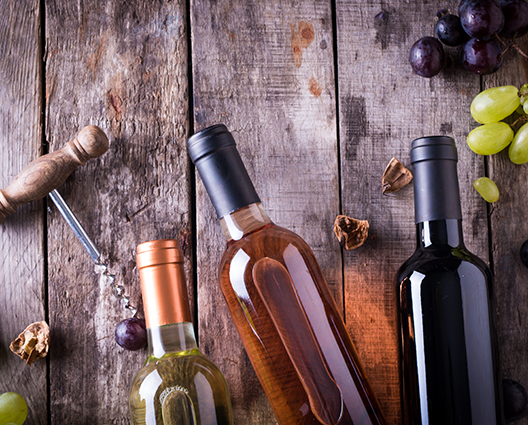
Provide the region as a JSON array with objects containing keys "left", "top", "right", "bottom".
[
  {"left": 397, "top": 136, "right": 503, "bottom": 424},
  {"left": 187, "top": 124, "right": 385, "bottom": 425},
  {"left": 129, "top": 239, "right": 234, "bottom": 425}
]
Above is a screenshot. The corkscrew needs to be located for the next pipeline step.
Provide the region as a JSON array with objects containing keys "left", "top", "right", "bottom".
[{"left": 0, "top": 126, "right": 136, "bottom": 314}]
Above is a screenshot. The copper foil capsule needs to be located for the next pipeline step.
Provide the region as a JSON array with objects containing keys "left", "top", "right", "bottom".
[{"left": 136, "top": 239, "right": 190, "bottom": 328}]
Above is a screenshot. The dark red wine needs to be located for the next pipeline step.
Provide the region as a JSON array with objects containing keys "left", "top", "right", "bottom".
[{"left": 397, "top": 136, "right": 503, "bottom": 424}]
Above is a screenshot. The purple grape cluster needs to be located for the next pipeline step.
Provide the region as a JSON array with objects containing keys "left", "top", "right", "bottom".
[{"left": 410, "top": 0, "right": 528, "bottom": 77}]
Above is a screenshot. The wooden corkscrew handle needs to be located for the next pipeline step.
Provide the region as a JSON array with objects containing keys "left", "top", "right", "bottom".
[{"left": 0, "top": 125, "right": 109, "bottom": 224}]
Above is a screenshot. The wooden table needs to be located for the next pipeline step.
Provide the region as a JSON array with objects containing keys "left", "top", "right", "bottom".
[{"left": 2, "top": 0, "right": 528, "bottom": 423}]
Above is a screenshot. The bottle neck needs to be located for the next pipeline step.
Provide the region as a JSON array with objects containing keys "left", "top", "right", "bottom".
[
  {"left": 220, "top": 202, "right": 272, "bottom": 242},
  {"left": 188, "top": 125, "right": 261, "bottom": 219},
  {"left": 416, "top": 219, "right": 465, "bottom": 249},
  {"left": 412, "top": 158, "right": 462, "bottom": 223},
  {"left": 137, "top": 240, "right": 191, "bottom": 330},
  {"left": 147, "top": 322, "right": 198, "bottom": 360}
]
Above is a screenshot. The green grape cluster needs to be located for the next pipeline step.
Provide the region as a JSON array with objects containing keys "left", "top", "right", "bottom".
[
  {"left": 469, "top": 85, "right": 528, "bottom": 163},
  {"left": 467, "top": 84, "right": 528, "bottom": 202}
]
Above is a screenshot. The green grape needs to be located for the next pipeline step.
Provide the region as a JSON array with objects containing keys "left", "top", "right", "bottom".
[
  {"left": 467, "top": 122, "right": 514, "bottom": 155},
  {"left": 509, "top": 122, "right": 528, "bottom": 164},
  {"left": 520, "top": 84, "right": 528, "bottom": 105},
  {"left": 523, "top": 102, "right": 528, "bottom": 115},
  {"left": 473, "top": 177, "right": 499, "bottom": 203},
  {"left": 0, "top": 393, "right": 27, "bottom": 425},
  {"left": 470, "top": 85, "right": 520, "bottom": 124}
]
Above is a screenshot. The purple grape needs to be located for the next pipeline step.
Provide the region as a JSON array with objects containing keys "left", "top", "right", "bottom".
[
  {"left": 521, "top": 239, "right": 528, "bottom": 268},
  {"left": 503, "top": 379, "right": 528, "bottom": 421},
  {"left": 115, "top": 317, "right": 147, "bottom": 350},
  {"left": 436, "top": 8, "right": 449, "bottom": 18},
  {"left": 461, "top": 38, "right": 503, "bottom": 74},
  {"left": 500, "top": 0, "right": 528, "bottom": 38},
  {"left": 459, "top": 0, "right": 505, "bottom": 39},
  {"left": 436, "top": 14, "right": 471, "bottom": 46},
  {"left": 409, "top": 37, "right": 445, "bottom": 78}
]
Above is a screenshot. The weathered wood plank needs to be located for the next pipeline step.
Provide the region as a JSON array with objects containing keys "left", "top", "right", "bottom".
[
  {"left": 0, "top": 1, "right": 47, "bottom": 424},
  {"left": 45, "top": 0, "right": 190, "bottom": 422},
  {"left": 191, "top": 0, "right": 339, "bottom": 422},
  {"left": 5, "top": 1, "right": 528, "bottom": 424},
  {"left": 486, "top": 38, "right": 528, "bottom": 425},
  {"left": 335, "top": 1, "right": 485, "bottom": 423}
]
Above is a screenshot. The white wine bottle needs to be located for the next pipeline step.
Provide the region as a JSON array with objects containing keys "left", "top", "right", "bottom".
[
  {"left": 129, "top": 239, "right": 234, "bottom": 425},
  {"left": 397, "top": 136, "right": 503, "bottom": 424}
]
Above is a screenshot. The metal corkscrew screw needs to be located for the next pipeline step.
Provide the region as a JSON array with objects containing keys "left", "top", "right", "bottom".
[{"left": 49, "top": 190, "right": 137, "bottom": 314}]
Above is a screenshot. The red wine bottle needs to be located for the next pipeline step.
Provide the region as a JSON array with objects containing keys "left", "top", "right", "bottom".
[
  {"left": 397, "top": 136, "right": 503, "bottom": 424},
  {"left": 188, "top": 124, "right": 386, "bottom": 425}
]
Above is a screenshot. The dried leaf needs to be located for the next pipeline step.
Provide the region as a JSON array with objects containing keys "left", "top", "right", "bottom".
[
  {"left": 382, "top": 157, "right": 413, "bottom": 194},
  {"left": 10, "top": 321, "right": 50, "bottom": 366},
  {"left": 333, "top": 215, "right": 369, "bottom": 250}
]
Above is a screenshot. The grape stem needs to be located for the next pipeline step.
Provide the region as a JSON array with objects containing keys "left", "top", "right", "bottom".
[
  {"left": 494, "top": 33, "right": 509, "bottom": 48},
  {"left": 498, "top": 43, "right": 513, "bottom": 61},
  {"left": 512, "top": 43, "right": 528, "bottom": 61},
  {"left": 511, "top": 115, "right": 528, "bottom": 128},
  {"left": 494, "top": 34, "right": 528, "bottom": 61}
]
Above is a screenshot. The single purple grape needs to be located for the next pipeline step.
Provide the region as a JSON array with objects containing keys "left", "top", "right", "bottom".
[
  {"left": 436, "top": 8, "right": 449, "bottom": 18},
  {"left": 115, "top": 317, "right": 147, "bottom": 351},
  {"left": 461, "top": 38, "right": 503, "bottom": 74},
  {"left": 409, "top": 37, "right": 445, "bottom": 78},
  {"left": 436, "top": 14, "right": 471, "bottom": 46},
  {"left": 503, "top": 379, "right": 528, "bottom": 421},
  {"left": 500, "top": 0, "right": 528, "bottom": 38},
  {"left": 374, "top": 11, "right": 388, "bottom": 25},
  {"left": 520, "top": 239, "right": 528, "bottom": 267},
  {"left": 459, "top": 0, "right": 505, "bottom": 39}
]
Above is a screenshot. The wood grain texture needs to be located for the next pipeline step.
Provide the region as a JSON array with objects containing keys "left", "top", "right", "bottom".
[
  {"left": 45, "top": 0, "right": 190, "bottom": 422},
  {"left": 191, "top": 0, "right": 339, "bottom": 422},
  {"left": 486, "top": 38, "right": 528, "bottom": 425},
  {"left": 0, "top": 1, "right": 47, "bottom": 424},
  {"left": 335, "top": 1, "right": 486, "bottom": 423}
]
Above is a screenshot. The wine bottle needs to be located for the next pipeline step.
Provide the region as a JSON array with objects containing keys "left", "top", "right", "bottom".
[
  {"left": 129, "top": 239, "right": 234, "bottom": 425},
  {"left": 187, "top": 124, "right": 385, "bottom": 425},
  {"left": 397, "top": 136, "right": 503, "bottom": 424}
]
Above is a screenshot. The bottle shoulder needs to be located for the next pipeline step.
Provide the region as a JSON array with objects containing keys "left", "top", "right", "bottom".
[
  {"left": 219, "top": 223, "right": 322, "bottom": 284},
  {"left": 222, "top": 223, "right": 310, "bottom": 258},
  {"left": 397, "top": 245, "right": 493, "bottom": 283},
  {"left": 129, "top": 350, "right": 233, "bottom": 424},
  {"left": 132, "top": 349, "right": 226, "bottom": 387}
]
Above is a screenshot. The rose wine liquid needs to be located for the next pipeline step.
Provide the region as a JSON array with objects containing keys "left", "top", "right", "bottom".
[{"left": 219, "top": 223, "right": 385, "bottom": 425}]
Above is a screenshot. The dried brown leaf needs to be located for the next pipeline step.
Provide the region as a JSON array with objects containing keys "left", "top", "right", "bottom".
[
  {"left": 333, "top": 215, "right": 369, "bottom": 250},
  {"left": 382, "top": 157, "right": 413, "bottom": 194},
  {"left": 10, "top": 321, "right": 50, "bottom": 366}
]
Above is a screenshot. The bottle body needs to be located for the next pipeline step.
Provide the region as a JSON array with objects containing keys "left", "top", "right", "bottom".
[
  {"left": 397, "top": 221, "right": 502, "bottom": 425},
  {"left": 399, "top": 136, "right": 503, "bottom": 425},
  {"left": 219, "top": 216, "right": 385, "bottom": 425},
  {"left": 129, "top": 323, "right": 233, "bottom": 425},
  {"left": 187, "top": 125, "right": 385, "bottom": 425}
]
